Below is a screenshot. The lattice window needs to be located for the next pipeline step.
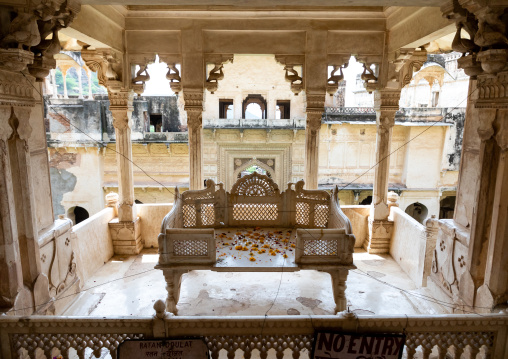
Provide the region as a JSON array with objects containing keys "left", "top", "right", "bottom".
[
  {"left": 173, "top": 240, "right": 208, "bottom": 256},
  {"left": 314, "top": 204, "right": 329, "bottom": 227},
  {"left": 303, "top": 239, "right": 338, "bottom": 256},
  {"left": 233, "top": 203, "right": 278, "bottom": 221},
  {"left": 183, "top": 204, "right": 196, "bottom": 227},
  {"left": 296, "top": 202, "right": 310, "bottom": 225},
  {"left": 201, "top": 203, "right": 215, "bottom": 226}
]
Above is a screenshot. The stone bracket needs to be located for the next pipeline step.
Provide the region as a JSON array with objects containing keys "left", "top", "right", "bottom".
[
  {"left": 159, "top": 54, "right": 183, "bottom": 94},
  {"left": 326, "top": 55, "right": 349, "bottom": 96},
  {"left": 275, "top": 55, "right": 304, "bottom": 95},
  {"left": 204, "top": 54, "right": 234, "bottom": 94}
]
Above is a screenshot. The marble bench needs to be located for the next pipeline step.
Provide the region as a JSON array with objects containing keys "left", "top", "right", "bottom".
[{"left": 157, "top": 173, "right": 356, "bottom": 314}]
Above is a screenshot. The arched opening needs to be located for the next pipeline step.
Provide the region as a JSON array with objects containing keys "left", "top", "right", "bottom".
[
  {"left": 68, "top": 206, "right": 89, "bottom": 225},
  {"left": 242, "top": 94, "right": 267, "bottom": 119},
  {"left": 405, "top": 202, "right": 428, "bottom": 224},
  {"left": 439, "top": 196, "right": 456, "bottom": 219},
  {"left": 360, "top": 196, "right": 372, "bottom": 205}
]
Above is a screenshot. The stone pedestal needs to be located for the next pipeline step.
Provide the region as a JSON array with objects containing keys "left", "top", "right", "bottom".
[
  {"left": 365, "top": 217, "right": 393, "bottom": 254},
  {"left": 109, "top": 217, "right": 143, "bottom": 255}
]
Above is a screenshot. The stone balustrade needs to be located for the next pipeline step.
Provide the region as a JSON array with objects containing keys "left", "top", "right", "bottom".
[
  {"left": 1, "top": 306, "right": 506, "bottom": 358},
  {"left": 202, "top": 118, "right": 306, "bottom": 129},
  {"left": 323, "top": 106, "right": 465, "bottom": 124}
]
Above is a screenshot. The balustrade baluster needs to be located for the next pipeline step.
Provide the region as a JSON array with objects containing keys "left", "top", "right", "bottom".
[
  {"left": 405, "top": 347, "right": 416, "bottom": 359},
  {"left": 422, "top": 346, "right": 432, "bottom": 359},
  {"left": 468, "top": 346, "right": 480, "bottom": 359},
  {"left": 436, "top": 344, "right": 447, "bottom": 359}
]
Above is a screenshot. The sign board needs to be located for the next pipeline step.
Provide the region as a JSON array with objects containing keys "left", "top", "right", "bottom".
[
  {"left": 118, "top": 338, "right": 209, "bottom": 359},
  {"left": 312, "top": 332, "right": 405, "bottom": 359}
]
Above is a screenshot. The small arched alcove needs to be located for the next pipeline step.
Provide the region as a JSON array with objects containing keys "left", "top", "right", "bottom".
[
  {"left": 67, "top": 206, "right": 89, "bottom": 225},
  {"left": 405, "top": 202, "right": 428, "bottom": 224},
  {"left": 360, "top": 196, "right": 372, "bottom": 205},
  {"left": 242, "top": 94, "right": 267, "bottom": 119}
]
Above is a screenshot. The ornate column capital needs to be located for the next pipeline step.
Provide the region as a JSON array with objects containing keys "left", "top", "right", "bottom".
[
  {"left": 108, "top": 90, "right": 134, "bottom": 130},
  {"left": 0, "top": 1, "right": 80, "bottom": 79},
  {"left": 305, "top": 92, "right": 325, "bottom": 132},
  {"left": 373, "top": 89, "right": 400, "bottom": 111},
  {"left": 183, "top": 88, "right": 204, "bottom": 131},
  {"left": 442, "top": 0, "right": 508, "bottom": 78},
  {"left": 374, "top": 90, "right": 400, "bottom": 132}
]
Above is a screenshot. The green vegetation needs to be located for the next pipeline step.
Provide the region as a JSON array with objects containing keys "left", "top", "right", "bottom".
[{"left": 54, "top": 68, "right": 106, "bottom": 96}]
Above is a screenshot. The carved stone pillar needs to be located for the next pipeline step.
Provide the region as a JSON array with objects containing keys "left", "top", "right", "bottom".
[
  {"left": 437, "top": 0, "right": 508, "bottom": 311},
  {"left": 108, "top": 90, "right": 142, "bottom": 254},
  {"left": 0, "top": 68, "right": 49, "bottom": 314},
  {"left": 61, "top": 68, "right": 69, "bottom": 99},
  {"left": 51, "top": 69, "right": 58, "bottom": 99},
  {"left": 365, "top": 89, "right": 400, "bottom": 254},
  {"left": 0, "top": 0, "right": 79, "bottom": 315},
  {"left": 77, "top": 67, "right": 83, "bottom": 99},
  {"left": 474, "top": 106, "right": 508, "bottom": 310},
  {"left": 423, "top": 215, "right": 439, "bottom": 287},
  {"left": 184, "top": 89, "right": 204, "bottom": 190},
  {"left": 305, "top": 93, "right": 325, "bottom": 189},
  {"left": 86, "top": 70, "right": 93, "bottom": 100}
]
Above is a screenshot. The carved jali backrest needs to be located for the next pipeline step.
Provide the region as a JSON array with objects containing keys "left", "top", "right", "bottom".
[
  {"left": 328, "top": 186, "right": 353, "bottom": 234},
  {"left": 180, "top": 180, "right": 226, "bottom": 228},
  {"left": 228, "top": 172, "right": 285, "bottom": 226},
  {"left": 293, "top": 181, "right": 330, "bottom": 228}
]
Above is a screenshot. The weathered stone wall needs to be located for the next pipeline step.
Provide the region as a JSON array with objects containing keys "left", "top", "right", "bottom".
[{"left": 48, "top": 147, "right": 104, "bottom": 219}]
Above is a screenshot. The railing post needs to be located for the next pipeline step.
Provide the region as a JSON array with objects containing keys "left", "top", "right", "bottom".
[
  {"left": 423, "top": 215, "right": 439, "bottom": 287},
  {"left": 152, "top": 299, "right": 172, "bottom": 338}
]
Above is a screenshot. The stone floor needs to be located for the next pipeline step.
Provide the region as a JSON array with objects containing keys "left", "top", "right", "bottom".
[{"left": 62, "top": 248, "right": 448, "bottom": 317}]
